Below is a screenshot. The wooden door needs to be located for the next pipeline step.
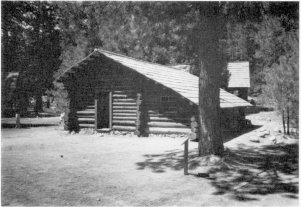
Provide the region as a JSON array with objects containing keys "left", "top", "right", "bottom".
[{"left": 96, "top": 92, "right": 110, "bottom": 129}]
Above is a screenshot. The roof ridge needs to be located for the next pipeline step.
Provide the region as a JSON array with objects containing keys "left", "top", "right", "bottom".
[{"left": 95, "top": 48, "right": 188, "bottom": 72}]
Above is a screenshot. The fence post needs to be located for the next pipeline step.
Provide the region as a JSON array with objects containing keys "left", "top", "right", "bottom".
[
  {"left": 15, "top": 113, "right": 20, "bottom": 128},
  {"left": 182, "top": 138, "right": 189, "bottom": 175}
]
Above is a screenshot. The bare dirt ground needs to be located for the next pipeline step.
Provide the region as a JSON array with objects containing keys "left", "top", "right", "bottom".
[{"left": 1, "top": 111, "right": 298, "bottom": 206}]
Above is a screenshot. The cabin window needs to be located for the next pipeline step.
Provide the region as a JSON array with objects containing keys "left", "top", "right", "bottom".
[{"left": 161, "top": 96, "right": 169, "bottom": 102}]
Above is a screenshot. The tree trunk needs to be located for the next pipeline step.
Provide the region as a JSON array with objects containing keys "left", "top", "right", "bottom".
[
  {"left": 198, "top": 60, "right": 223, "bottom": 156},
  {"left": 287, "top": 106, "right": 290, "bottom": 135},
  {"left": 197, "top": 7, "right": 225, "bottom": 156},
  {"left": 282, "top": 109, "right": 286, "bottom": 134}
]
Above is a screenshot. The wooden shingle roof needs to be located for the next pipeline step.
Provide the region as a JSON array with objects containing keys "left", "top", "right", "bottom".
[
  {"left": 58, "top": 49, "right": 251, "bottom": 108},
  {"left": 227, "top": 62, "right": 250, "bottom": 88}
]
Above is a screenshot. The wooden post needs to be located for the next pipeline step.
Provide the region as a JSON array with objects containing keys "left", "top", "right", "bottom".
[
  {"left": 182, "top": 139, "right": 189, "bottom": 175},
  {"left": 15, "top": 113, "right": 20, "bottom": 128},
  {"left": 135, "top": 92, "right": 142, "bottom": 136},
  {"left": 94, "top": 98, "right": 98, "bottom": 130},
  {"left": 109, "top": 91, "right": 112, "bottom": 129}
]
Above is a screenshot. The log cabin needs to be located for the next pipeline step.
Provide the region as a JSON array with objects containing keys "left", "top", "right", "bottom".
[{"left": 56, "top": 49, "right": 251, "bottom": 137}]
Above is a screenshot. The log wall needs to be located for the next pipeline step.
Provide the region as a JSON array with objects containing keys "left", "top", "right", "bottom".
[{"left": 142, "top": 80, "right": 193, "bottom": 134}]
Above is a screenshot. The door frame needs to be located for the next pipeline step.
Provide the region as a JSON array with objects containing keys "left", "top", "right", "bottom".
[{"left": 94, "top": 90, "right": 112, "bottom": 130}]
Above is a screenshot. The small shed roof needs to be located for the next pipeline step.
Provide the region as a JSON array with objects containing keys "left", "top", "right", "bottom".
[
  {"left": 57, "top": 49, "right": 251, "bottom": 108},
  {"left": 227, "top": 62, "right": 250, "bottom": 88}
]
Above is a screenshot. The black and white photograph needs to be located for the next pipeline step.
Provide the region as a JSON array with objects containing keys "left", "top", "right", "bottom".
[{"left": 1, "top": 1, "right": 299, "bottom": 206}]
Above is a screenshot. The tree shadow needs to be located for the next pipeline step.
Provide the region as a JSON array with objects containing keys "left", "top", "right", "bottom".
[
  {"left": 208, "top": 143, "right": 298, "bottom": 200},
  {"left": 136, "top": 143, "right": 298, "bottom": 201},
  {"left": 136, "top": 149, "right": 199, "bottom": 173}
]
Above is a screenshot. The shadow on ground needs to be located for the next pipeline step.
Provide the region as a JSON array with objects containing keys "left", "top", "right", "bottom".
[
  {"left": 210, "top": 144, "right": 299, "bottom": 201},
  {"left": 136, "top": 143, "right": 298, "bottom": 201}
]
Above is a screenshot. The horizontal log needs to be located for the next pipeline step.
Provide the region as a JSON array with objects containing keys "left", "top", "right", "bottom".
[
  {"left": 145, "top": 101, "right": 179, "bottom": 106},
  {"left": 148, "top": 112, "right": 182, "bottom": 118},
  {"left": 146, "top": 127, "right": 191, "bottom": 134},
  {"left": 78, "top": 118, "right": 95, "bottom": 122},
  {"left": 113, "top": 102, "right": 137, "bottom": 106},
  {"left": 112, "top": 125, "right": 136, "bottom": 131},
  {"left": 113, "top": 98, "right": 136, "bottom": 102},
  {"left": 113, "top": 120, "right": 136, "bottom": 125},
  {"left": 113, "top": 112, "right": 136, "bottom": 116},
  {"left": 113, "top": 109, "right": 137, "bottom": 113},
  {"left": 77, "top": 105, "right": 95, "bottom": 109},
  {"left": 190, "top": 116, "right": 197, "bottom": 122},
  {"left": 191, "top": 121, "right": 198, "bottom": 128},
  {"left": 112, "top": 93, "right": 136, "bottom": 96},
  {"left": 114, "top": 90, "right": 137, "bottom": 93},
  {"left": 113, "top": 106, "right": 137, "bottom": 110},
  {"left": 113, "top": 116, "right": 137, "bottom": 120},
  {"left": 191, "top": 127, "right": 199, "bottom": 133},
  {"left": 148, "top": 122, "right": 189, "bottom": 128},
  {"left": 113, "top": 94, "right": 130, "bottom": 98},
  {"left": 79, "top": 123, "right": 94, "bottom": 128},
  {"left": 147, "top": 110, "right": 159, "bottom": 114},
  {"left": 77, "top": 110, "right": 95, "bottom": 114},
  {"left": 112, "top": 92, "right": 137, "bottom": 95},
  {"left": 149, "top": 116, "right": 189, "bottom": 122},
  {"left": 96, "top": 128, "right": 111, "bottom": 133}
]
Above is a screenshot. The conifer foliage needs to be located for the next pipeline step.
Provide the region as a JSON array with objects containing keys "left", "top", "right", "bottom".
[{"left": 2, "top": 1, "right": 61, "bottom": 115}]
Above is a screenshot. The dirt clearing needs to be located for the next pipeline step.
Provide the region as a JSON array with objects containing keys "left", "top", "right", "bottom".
[{"left": 1, "top": 111, "right": 298, "bottom": 206}]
